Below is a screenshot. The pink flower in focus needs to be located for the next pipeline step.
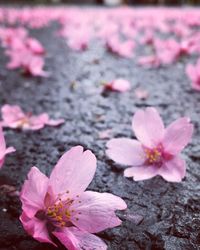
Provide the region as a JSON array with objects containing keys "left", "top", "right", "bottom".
[
  {"left": 104, "top": 78, "right": 131, "bottom": 92},
  {"left": 0, "top": 126, "right": 15, "bottom": 169},
  {"left": 186, "top": 59, "right": 200, "bottom": 91},
  {"left": 106, "top": 107, "right": 193, "bottom": 182},
  {"left": 0, "top": 105, "right": 64, "bottom": 131},
  {"left": 20, "top": 146, "right": 127, "bottom": 249}
]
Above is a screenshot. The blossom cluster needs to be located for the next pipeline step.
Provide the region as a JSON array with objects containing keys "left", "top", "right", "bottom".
[
  {"left": 0, "top": 27, "right": 47, "bottom": 76},
  {"left": 0, "top": 7, "right": 199, "bottom": 89}
]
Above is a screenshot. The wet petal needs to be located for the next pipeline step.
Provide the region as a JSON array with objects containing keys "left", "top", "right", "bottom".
[
  {"left": 124, "top": 165, "right": 158, "bottom": 181},
  {"left": 106, "top": 138, "right": 145, "bottom": 166},
  {"left": 53, "top": 227, "right": 107, "bottom": 250},
  {"left": 159, "top": 157, "right": 186, "bottom": 182},
  {"left": 163, "top": 117, "right": 193, "bottom": 155},
  {"left": 70, "top": 191, "right": 127, "bottom": 233},
  {"left": 132, "top": 107, "right": 165, "bottom": 148},
  {"left": 20, "top": 212, "right": 55, "bottom": 246},
  {"left": 49, "top": 146, "right": 96, "bottom": 198},
  {"left": 20, "top": 167, "right": 49, "bottom": 217}
]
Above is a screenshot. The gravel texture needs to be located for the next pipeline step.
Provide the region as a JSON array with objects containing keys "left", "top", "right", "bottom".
[{"left": 0, "top": 16, "right": 200, "bottom": 250}]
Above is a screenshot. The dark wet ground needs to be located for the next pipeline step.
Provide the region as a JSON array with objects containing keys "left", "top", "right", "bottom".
[{"left": 0, "top": 21, "right": 200, "bottom": 250}]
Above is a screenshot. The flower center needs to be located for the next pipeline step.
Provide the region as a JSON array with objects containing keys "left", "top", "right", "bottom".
[
  {"left": 46, "top": 198, "right": 74, "bottom": 228},
  {"left": 45, "top": 191, "right": 82, "bottom": 228},
  {"left": 144, "top": 144, "right": 163, "bottom": 165},
  {"left": 144, "top": 144, "right": 173, "bottom": 166}
]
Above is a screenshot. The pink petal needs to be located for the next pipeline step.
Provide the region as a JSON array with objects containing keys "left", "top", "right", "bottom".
[
  {"left": 26, "top": 38, "right": 45, "bottom": 55},
  {"left": 1, "top": 104, "right": 25, "bottom": 126},
  {"left": 132, "top": 107, "right": 165, "bottom": 148},
  {"left": 27, "top": 56, "right": 48, "bottom": 77},
  {"left": 45, "top": 118, "right": 65, "bottom": 126},
  {"left": 49, "top": 146, "right": 96, "bottom": 198},
  {"left": 0, "top": 127, "right": 15, "bottom": 168},
  {"left": 4, "top": 146, "right": 16, "bottom": 155},
  {"left": 186, "top": 64, "right": 198, "bottom": 83},
  {"left": 138, "top": 55, "right": 160, "bottom": 68},
  {"left": 162, "top": 117, "right": 193, "bottom": 155},
  {"left": 20, "top": 212, "right": 55, "bottom": 246},
  {"left": 20, "top": 167, "right": 49, "bottom": 217},
  {"left": 106, "top": 78, "right": 131, "bottom": 92},
  {"left": 106, "top": 138, "right": 145, "bottom": 166},
  {"left": 28, "top": 114, "right": 48, "bottom": 130},
  {"left": 53, "top": 227, "right": 107, "bottom": 250},
  {"left": 70, "top": 191, "right": 127, "bottom": 233},
  {"left": 124, "top": 165, "right": 158, "bottom": 181},
  {"left": 186, "top": 64, "right": 200, "bottom": 91},
  {"left": 0, "top": 126, "right": 6, "bottom": 153},
  {"left": 158, "top": 157, "right": 186, "bottom": 182},
  {"left": 53, "top": 227, "right": 79, "bottom": 250}
]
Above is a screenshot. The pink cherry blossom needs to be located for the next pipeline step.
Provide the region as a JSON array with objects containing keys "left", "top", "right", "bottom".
[
  {"left": 106, "top": 35, "right": 135, "bottom": 58},
  {"left": 138, "top": 55, "right": 160, "bottom": 68},
  {"left": 0, "top": 105, "right": 64, "bottom": 131},
  {"left": 186, "top": 59, "right": 200, "bottom": 91},
  {"left": 0, "top": 27, "right": 47, "bottom": 77},
  {"left": 26, "top": 38, "right": 45, "bottom": 55},
  {"left": 0, "top": 126, "right": 15, "bottom": 169},
  {"left": 106, "top": 107, "right": 193, "bottom": 182},
  {"left": 104, "top": 78, "right": 131, "bottom": 92},
  {"left": 20, "top": 146, "right": 127, "bottom": 249}
]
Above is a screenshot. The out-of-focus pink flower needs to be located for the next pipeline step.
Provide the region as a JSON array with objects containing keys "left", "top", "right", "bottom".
[
  {"left": 106, "top": 35, "right": 134, "bottom": 58},
  {"left": 20, "top": 146, "right": 126, "bottom": 249},
  {"left": 106, "top": 107, "right": 193, "bottom": 182},
  {"left": 186, "top": 59, "right": 200, "bottom": 91},
  {"left": 0, "top": 126, "right": 15, "bottom": 169},
  {"left": 23, "top": 55, "right": 49, "bottom": 77},
  {"left": 67, "top": 36, "right": 88, "bottom": 51},
  {"left": 139, "top": 30, "right": 154, "bottom": 45},
  {"left": 155, "top": 38, "right": 181, "bottom": 65},
  {"left": 138, "top": 55, "right": 160, "bottom": 68},
  {"left": 26, "top": 38, "right": 45, "bottom": 55},
  {"left": 6, "top": 49, "right": 48, "bottom": 77},
  {"left": 0, "top": 105, "right": 64, "bottom": 131},
  {"left": 104, "top": 78, "right": 131, "bottom": 92},
  {"left": 0, "top": 27, "right": 47, "bottom": 77}
]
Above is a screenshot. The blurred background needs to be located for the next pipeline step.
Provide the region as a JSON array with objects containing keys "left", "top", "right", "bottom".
[{"left": 0, "top": 0, "right": 199, "bottom": 6}]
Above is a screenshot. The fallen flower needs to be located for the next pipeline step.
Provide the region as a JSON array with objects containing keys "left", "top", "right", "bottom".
[
  {"left": 186, "top": 59, "right": 200, "bottom": 91},
  {"left": 106, "top": 35, "right": 134, "bottom": 58},
  {"left": 0, "top": 105, "right": 64, "bottom": 130},
  {"left": 106, "top": 107, "right": 193, "bottom": 182},
  {"left": 26, "top": 38, "right": 45, "bottom": 55},
  {"left": 138, "top": 55, "right": 160, "bottom": 68},
  {"left": 103, "top": 78, "right": 131, "bottom": 92},
  {"left": 20, "top": 146, "right": 127, "bottom": 249},
  {"left": 0, "top": 126, "right": 15, "bottom": 169}
]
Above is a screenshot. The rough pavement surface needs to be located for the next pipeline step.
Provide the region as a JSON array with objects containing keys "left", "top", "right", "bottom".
[{"left": 0, "top": 14, "right": 200, "bottom": 250}]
